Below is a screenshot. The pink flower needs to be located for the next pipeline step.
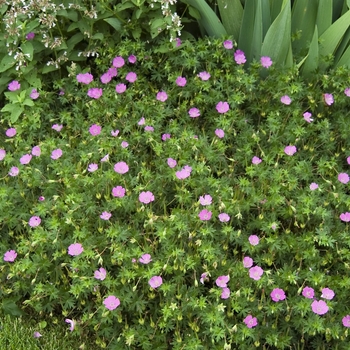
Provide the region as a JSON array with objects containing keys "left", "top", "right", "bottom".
[
  {"left": 198, "top": 209, "right": 212, "bottom": 221},
  {"left": 125, "top": 72, "right": 137, "bottom": 83},
  {"left": 218, "top": 213, "right": 230, "bottom": 222},
  {"left": 324, "top": 93, "right": 334, "bottom": 106},
  {"left": 342, "top": 315, "right": 350, "bottom": 327},
  {"left": 6, "top": 128, "right": 16, "bottom": 137},
  {"left": 345, "top": 88, "right": 350, "bottom": 97},
  {"left": 162, "top": 133, "right": 171, "bottom": 141},
  {"left": 33, "top": 331, "right": 42, "bottom": 338},
  {"left": 100, "top": 211, "right": 112, "bottom": 220},
  {"left": 200, "top": 273, "right": 208, "bottom": 284},
  {"left": 29, "top": 216, "right": 41, "bottom": 227},
  {"left": 216, "top": 101, "right": 229, "bottom": 114},
  {"left": 89, "top": 124, "right": 101, "bottom": 136},
  {"left": 347, "top": 156, "right": 350, "bottom": 165},
  {"left": 9, "top": 167, "right": 19, "bottom": 176},
  {"left": 26, "top": 32, "right": 35, "bottom": 40},
  {"left": 321, "top": 288, "right": 335, "bottom": 300},
  {"left": 0, "top": 149, "right": 6, "bottom": 161},
  {"left": 243, "top": 315, "right": 258, "bottom": 328},
  {"left": 139, "top": 191, "right": 154, "bottom": 204},
  {"left": 216, "top": 275, "right": 230, "bottom": 288},
  {"left": 112, "top": 186, "right": 126, "bottom": 197},
  {"left": 281, "top": 95, "right": 292, "bottom": 105},
  {"left": 188, "top": 108, "right": 200, "bottom": 118},
  {"left": 87, "top": 88, "right": 102, "bottom": 99},
  {"left": 197, "top": 71, "right": 210, "bottom": 80},
  {"left": 76, "top": 73, "right": 93, "bottom": 84},
  {"left": 261, "top": 56, "right": 272, "bottom": 68},
  {"left": 311, "top": 300, "right": 329, "bottom": 315},
  {"left": 128, "top": 55, "right": 137, "bottom": 64},
  {"left": 249, "top": 266, "right": 264, "bottom": 280},
  {"left": 88, "top": 163, "right": 98, "bottom": 172},
  {"left": 338, "top": 172, "right": 349, "bottom": 184},
  {"left": 302, "top": 286, "right": 314, "bottom": 299},
  {"left": 121, "top": 141, "right": 128, "bottom": 148},
  {"left": 221, "top": 287, "right": 230, "bottom": 299},
  {"left": 30, "top": 88, "right": 39, "bottom": 99},
  {"left": 20, "top": 154, "right": 32, "bottom": 165},
  {"left": 156, "top": 91, "right": 168, "bottom": 102},
  {"left": 175, "top": 37, "right": 182, "bottom": 46},
  {"left": 114, "top": 162, "right": 129, "bottom": 174},
  {"left": 8, "top": 80, "right": 20, "bottom": 91},
  {"left": 243, "top": 256, "right": 253, "bottom": 268},
  {"left": 101, "top": 154, "right": 109, "bottom": 163},
  {"left": 51, "top": 149, "right": 62, "bottom": 160},
  {"left": 199, "top": 194, "right": 212, "bottom": 205},
  {"left": 252, "top": 156, "right": 262, "bottom": 164},
  {"left": 52, "top": 124, "right": 63, "bottom": 132},
  {"left": 100, "top": 72, "right": 112, "bottom": 84},
  {"left": 167, "top": 158, "right": 177, "bottom": 168},
  {"left": 249, "top": 235, "right": 259, "bottom": 246},
  {"left": 284, "top": 145, "right": 297, "bottom": 156},
  {"left": 144, "top": 126, "right": 154, "bottom": 132},
  {"left": 176, "top": 165, "right": 192, "bottom": 179},
  {"left": 138, "top": 117, "right": 145, "bottom": 125},
  {"left": 94, "top": 267, "right": 107, "bottom": 280},
  {"left": 310, "top": 182, "right": 318, "bottom": 190},
  {"left": 112, "top": 56, "right": 125, "bottom": 68},
  {"left": 65, "top": 319, "right": 76, "bottom": 331},
  {"left": 176, "top": 76, "right": 187, "bottom": 87},
  {"left": 116, "top": 83, "right": 127, "bottom": 93},
  {"left": 149, "top": 276, "right": 163, "bottom": 289},
  {"left": 234, "top": 50, "right": 246, "bottom": 64},
  {"left": 111, "top": 129, "right": 119, "bottom": 137},
  {"left": 68, "top": 243, "right": 84, "bottom": 256},
  {"left": 139, "top": 254, "right": 152, "bottom": 264},
  {"left": 38, "top": 196, "right": 45, "bottom": 201},
  {"left": 31, "top": 146, "right": 41, "bottom": 157},
  {"left": 340, "top": 212, "right": 350, "bottom": 222},
  {"left": 215, "top": 129, "right": 224, "bottom": 138},
  {"left": 270, "top": 288, "right": 286, "bottom": 302},
  {"left": 103, "top": 295, "right": 120, "bottom": 310},
  {"left": 223, "top": 40, "right": 233, "bottom": 49},
  {"left": 303, "top": 112, "right": 313, "bottom": 123},
  {"left": 4, "top": 250, "right": 17, "bottom": 262}
]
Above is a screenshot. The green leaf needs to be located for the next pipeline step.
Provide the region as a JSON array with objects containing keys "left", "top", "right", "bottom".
[
  {"left": 335, "top": 43, "right": 350, "bottom": 68},
  {"left": 20, "top": 41, "right": 34, "bottom": 61},
  {"left": 261, "top": 0, "right": 291, "bottom": 66},
  {"left": 24, "top": 70, "right": 42, "bottom": 88},
  {"left": 1, "top": 104, "right": 24, "bottom": 123},
  {"left": 217, "top": 0, "right": 243, "bottom": 40},
  {"left": 316, "top": 0, "right": 332, "bottom": 36},
  {"left": 66, "top": 32, "right": 84, "bottom": 50},
  {"left": 301, "top": 25, "right": 319, "bottom": 76},
  {"left": 182, "top": 0, "right": 227, "bottom": 37},
  {"left": 92, "top": 33, "right": 104, "bottom": 41},
  {"left": 104, "top": 18, "right": 122, "bottom": 31},
  {"left": 1, "top": 299, "right": 23, "bottom": 316},
  {"left": 0, "top": 54, "right": 16, "bottom": 73},
  {"left": 189, "top": 5, "right": 201, "bottom": 20},
  {"left": 23, "top": 99, "right": 34, "bottom": 107},
  {"left": 238, "top": 0, "right": 255, "bottom": 63}
]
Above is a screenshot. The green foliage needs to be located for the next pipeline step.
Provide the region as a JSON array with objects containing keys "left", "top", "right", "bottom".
[{"left": 2, "top": 37, "right": 350, "bottom": 349}]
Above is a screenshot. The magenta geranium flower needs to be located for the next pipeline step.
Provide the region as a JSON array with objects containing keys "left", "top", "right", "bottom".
[
  {"left": 199, "top": 194, "right": 212, "bottom": 206},
  {"left": 8, "top": 80, "right": 20, "bottom": 91},
  {"left": 261, "top": 56, "right": 272, "bottom": 68},
  {"left": 249, "top": 266, "right": 264, "bottom": 280},
  {"left": 342, "top": 315, "right": 350, "bottom": 327},
  {"left": 338, "top": 173, "right": 349, "bottom": 184},
  {"left": 26, "top": 32, "right": 35, "bottom": 40},
  {"left": 94, "top": 267, "right": 107, "bottom": 280},
  {"left": 324, "top": 93, "right": 334, "bottom": 106},
  {"left": 156, "top": 91, "right": 168, "bottom": 102},
  {"left": 223, "top": 40, "right": 233, "bottom": 49},
  {"left": 345, "top": 88, "right": 350, "bottom": 97},
  {"left": 243, "top": 256, "right": 253, "bottom": 268},
  {"left": 218, "top": 213, "right": 230, "bottom": 222},
  {"left": 76, "top": 73, "right": 93, "bottom": 84},
  {"left": 112, "top": 56, "right": 125, "bottom": 68},
  {"left": 139, "top": 191, "right": 154, "bottom": 204},
  {"left": 100, "top": 211, "right": 112, "bottom": 220},
  {"left": 216, "top": 275, "right": 230, "bottom": 288},
  {"left": 111, "top": 129, "right": 119, "bottom": 137},
  {"left": 139, "top": 254, "right": 152, "bottom": 264},
  {"left": 197, "top": 71, "right": 210, "bottom": 80},
  {"left": 243, "top": 315, "right": 258, "bottom": 328},
  {"left": 188, "top": 108, "right": 200, "bottom": 118},
  {"left": 215, "top": 129, "right": 224, "bottom": 138},
  {"left": 89, "top": 124, "right": 101, "bottom": 136},
  {"left": 149, "top": 276, "right": 162, "bottom": 289},
  {"left": 20, "top": 154, "right": 32, "bottom": 165},
  {"left": 29, "top": 216, "right": 41, "bottom": 227},
  {"left": 116, "top": 83, "right": 127, "bottom": 93},
  {"left": 167, "top": 158, "right": 177, "bottom": 168},
  {"left": 176, "top": 76, "right": 187, "bottom": 87},
  {"left": 270, "top": 288, "right": 286, "bottom": 302},
  {"left": 112, "top": 186, "right": 126, "bottom": 197},
  {"left": 128, "top": 55, "right": 136, "bottom": 64},
  {"left": 200, "top": 273, "right": 208, "bottom": 284},
  {"left": 51, "top": 149, "right": 62, "bottom": 160},
  {"left": 8, "top": 167, "right": 19, "bottom": 176},
  {"left": 311, "top": 300, "right": 329, "bottom": 315},
  {"left": 65, "top": 319, "right": 76, "bottom": 332},
  {"left": 216, "top": 101, "right": 229, "bottom": 114},
  {"left": 176, "top": 37, "right": 182, "bottom": 46},
  {"left": 4, "top": 250, "right": 17, "bottom": 262},
  {"left": 30, "top": 89, "right": 39, "bottom": 99},
  {"left": 114, "top": 161, "right": 129, "bottom": 174},
  {"left": 103, "top": 295, "right": 120, "bottom": 310},
  {"left": 88, "top": 163, "right": 98, "bottom": 172},
  {"left": 310, "top": 182, "right": 318, "bottom": 190},
  {"left": 221, "top": 287, "right": 230, "bottom": 299},
  {"left": 252, "top": 156, "right": 262, "bottom": 165},
  {"left": 162, "top": 133, "right": 171, "bottom": 141},
  {"left": 340, "top": 212, "right": 350, "bottom": 222},
  {"left": 0, "top": 149, "right": 6, "bottom": 161},
  {"left": 101, "top": 154, "right": 109, "bottom": 162},
  {"left": 68, "top": 243, "right": 84, "bottom": 256},
  {"left": 138, "top": 117, "right": 145, "bottom": 125},
  {"left": 281, "top": 95, "right": 292, "bottom": 105},
  {"left": 284, "top": 145, "right": 297, "bottom": 156},
  {"left": 198, "top": 209, "right": 212, "bottom": 221},
  {"left": 234, "top": 50, "right": 246, "bottom": 64},
  {"left": 302, "top": 286, "right": 314, "bottom": 299},
  {"left": 249, "top": 235, "right": 259, "bottom": 246},
  {"left": 144, "top": 126, "right": 154, "bottom": 132},
  {"left": 176, "top": 166, "right": 192, "bottom": 179},
  {"left": 321, "top": 288, "right": 335, "bottom": 300},
  {"left": 121, "top": 141, "right": 128, "bottom": 148},
  {"left": 87, "top": 88, "right": 102, "bottom": 99},
  {"left": 6, "top": 128, "right": 16, "bottom": 137},
  {"left": 100, "top": 72, "right": 112, "bottom": 84},
  {"left": 303, "top": 112, "right": 313, "bottom": 123},
  {"left": 52, "top": 124, "right": 63, "bottom": 132},
  {"left": 126, "top": 72, "right": 137, "bottom": 83},
  {"left": 33, "top": 331, "right": 42, "bottom": 338}
]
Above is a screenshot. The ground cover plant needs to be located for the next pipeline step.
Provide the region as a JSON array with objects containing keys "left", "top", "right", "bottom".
[{"left": 2, "top": 36, "right": 350, "bottom": 349}]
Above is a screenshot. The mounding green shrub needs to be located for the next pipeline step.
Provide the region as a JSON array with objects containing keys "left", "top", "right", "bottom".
[{"left": 2, "top": 38, "right": 350, "bottom": 349}]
